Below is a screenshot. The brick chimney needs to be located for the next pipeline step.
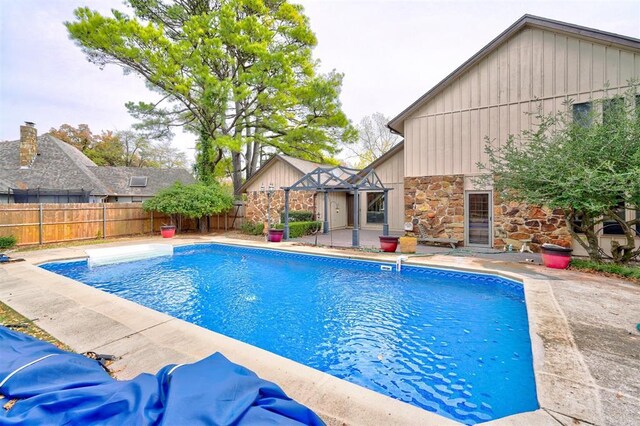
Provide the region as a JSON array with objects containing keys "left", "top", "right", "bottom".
[{"left": 19, "top": 121, "right": 37, "bottom": 168}]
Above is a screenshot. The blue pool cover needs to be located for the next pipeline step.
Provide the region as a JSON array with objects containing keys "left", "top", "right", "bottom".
[{"left": 0, "top": 326, "right": 324, "bottom": 425}]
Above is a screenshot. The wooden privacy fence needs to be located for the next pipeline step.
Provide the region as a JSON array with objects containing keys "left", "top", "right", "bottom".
[{"left": 0, "top": 203, "right": 244, "bottom": 246}]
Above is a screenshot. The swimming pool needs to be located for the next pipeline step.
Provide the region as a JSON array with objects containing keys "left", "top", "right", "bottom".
[{"left": 41, "top": 243, "right": 538, "bottom": 424}]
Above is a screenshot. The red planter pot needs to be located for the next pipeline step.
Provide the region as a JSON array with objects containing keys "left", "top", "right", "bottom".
[
  {"left": 541, "top": 243, "right": 573, "bottom": 269},
  {"left": 160, "top": 226, "right": 176, "bottom": 238},
  {"left": 379, "top": 236, "right": 399, "bottom": 253},
  {"left": 268, "top": 229, "right": 284, "bottom": 242}
]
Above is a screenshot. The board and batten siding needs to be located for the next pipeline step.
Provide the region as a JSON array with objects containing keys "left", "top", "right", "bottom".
[
  {"left": 243, "top": 159, "right": 304, "bottom": 193},
  {"left": 317, "top": 192, "right": 348, "bottom": 230},
  {"left": 360, "top": 146, "right": 405, "bottom": 232},
  {"left": 404, "top": 27, "right": 640, "bottom": 178}
]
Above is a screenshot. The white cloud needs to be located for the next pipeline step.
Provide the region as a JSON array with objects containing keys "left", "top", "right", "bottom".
[{"left": 1, "top": 0, "right": 638, "bottom": 158}]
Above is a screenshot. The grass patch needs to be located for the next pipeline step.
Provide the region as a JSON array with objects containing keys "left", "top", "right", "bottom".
[
  {"left": 13, "top": 235, "right": 157, "bottom": 252},
  {"left": 0, "top": 301, "right": 71, "bottom": 351},
  {"left": 570, "top": 259, "right": 640, "bottom": 282}
]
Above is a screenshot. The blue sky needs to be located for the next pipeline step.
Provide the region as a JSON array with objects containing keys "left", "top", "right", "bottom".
[{"left": 1, "top": 0, "right": 639, "bottom": 158}]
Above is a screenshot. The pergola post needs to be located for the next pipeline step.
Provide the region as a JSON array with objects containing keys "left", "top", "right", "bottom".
[
  {"left": 352, "top": 188, "right": 359, "bottom": 247},
  {"left": 383, "top": 189, "right": 389, "bottom": 236},
  {"left": 323, "top": 191, "right": 329, "bottom": 234},
  {"left": 284, "top": 189, "right": 290, "bottom": 240}
]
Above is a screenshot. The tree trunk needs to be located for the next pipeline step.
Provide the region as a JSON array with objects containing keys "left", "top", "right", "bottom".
[
  {"left": 231, "top": 151, "right": 242, "bottom": 194},
  {"left": 608, "top": 211, "right": 638, "bottom": 264},
  {"left": 231, "top": 101, "right": 244, "bottom": 194},
  {"left": 249, "top": 139, "right": 261, "bottom": 179},
  {"left": 198, "top": 216, "right": 208, "bottom": 233},
  {"left": 565, "top": 211, "right": 601, "bottom": 262}
]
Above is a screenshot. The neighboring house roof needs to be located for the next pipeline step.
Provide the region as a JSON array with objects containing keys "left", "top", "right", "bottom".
[
  {"left": 388, "top": 14, "right": 640, "bottom": 134},
  {"left": 0, "top": 134, "right": 194, "bottom": 197},
  {"left": 362, "top": 141, "right": 405, "bottom": 171},
  {"left": 0, "top": 135, "right": 109, "bottom": 194},
  {"left": 90, "top": 166, "right": 195, "bottom": 197},
  {"left": 237, "top": 154, "right": 328, "bottom": 194}
]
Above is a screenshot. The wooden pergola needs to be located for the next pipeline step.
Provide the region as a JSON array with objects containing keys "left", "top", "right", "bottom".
[{"left": 282, "top": 165, "right": 391, "bottom": 247}]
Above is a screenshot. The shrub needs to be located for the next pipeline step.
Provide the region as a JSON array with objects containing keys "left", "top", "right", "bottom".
[
  {"left": 275, "top": 221, "right": 322, "bottom": 238},
  {"left": 143, "top": 182, "right": 234, "bottom": 233},
  {"left": 143, "top": 182, "right": 234, "bottom": 223},
  {"left": 240, "top": 222, "right": 265, "bottom": 236},
  {"left": 280, "top": 210, "right": 314, "bottom": 223},
  {"left": 0, "top": 236, "right": 17, "bottom": 250},
  {"left": 570, "top": 259, "right": 640, "bottom": 281}
]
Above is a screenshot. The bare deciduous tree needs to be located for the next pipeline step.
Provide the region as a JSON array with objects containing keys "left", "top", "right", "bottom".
[{"left": 343, "top": 112, "right": 401, "bottom": 168}]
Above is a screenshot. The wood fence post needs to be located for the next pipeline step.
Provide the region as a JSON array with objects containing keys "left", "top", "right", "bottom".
[
  {"left": 102, "top": 204, "right": 107, "bottom": 239},
  {"left": 150, "top": 212, "right": 154, "bottom": 234},
  {"left": 38, "top": 203, "right": 43, "bottom": 245},
  {"left": 225, "top": 213, "right": 228, "bottom": 231}
]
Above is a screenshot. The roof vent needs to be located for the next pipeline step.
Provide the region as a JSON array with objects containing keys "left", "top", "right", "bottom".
[{"left": 129, "top": 176, "right": 148, "bottom": 187}]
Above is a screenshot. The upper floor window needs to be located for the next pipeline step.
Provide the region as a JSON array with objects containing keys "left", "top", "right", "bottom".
[{"left": 572, "top": 102, "right": 592, "bottom": 127}]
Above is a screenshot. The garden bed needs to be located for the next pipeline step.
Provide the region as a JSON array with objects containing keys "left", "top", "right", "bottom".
[{"left": 569, "top": 259, "right": 640, "bottom": 283}]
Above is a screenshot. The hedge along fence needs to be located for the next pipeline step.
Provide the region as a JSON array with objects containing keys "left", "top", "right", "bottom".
[{"left": 0, "top": 203, "right": 243, "bottom": 246}]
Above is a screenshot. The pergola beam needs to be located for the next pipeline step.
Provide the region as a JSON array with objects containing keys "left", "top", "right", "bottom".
[{"left": 282, "top": 165, "right": 391, "bottom": 247}]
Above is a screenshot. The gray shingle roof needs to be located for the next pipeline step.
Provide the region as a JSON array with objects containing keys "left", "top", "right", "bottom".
[
  {"left": 0, "top": 134, "right": 195, "bottom": 197},
  {"left": 237, "top": 154, "right": 330, "bottom": 194},
  {"left": 0, "top": 135, "right": 109, "bottom": 194},
  {"left": 278, "top": 155, "right": 331, "bottom": 174},
  {"left": 89, "top": 166, "right": 195, "bottom": 196}
]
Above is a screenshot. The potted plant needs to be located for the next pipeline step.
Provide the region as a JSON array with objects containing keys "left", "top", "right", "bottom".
[
  {"left": 399, "top": 233, "right": 417, "bottom": 253},
  {"left": 268, "top": 228, "right": 284, "bottom": 242},
  {"left": 379, "top": 236, "right": 399, "bottom": 252},
  {"left": 160, "top": 224, "right": 176, "bottom": 238},
  {"left": 540, "top": 243, "right": 573, "bottom": 269}
]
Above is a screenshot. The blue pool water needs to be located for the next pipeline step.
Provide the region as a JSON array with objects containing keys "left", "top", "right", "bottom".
[{"left": 41, "top": 243, "right": 538, "bottom": 424}]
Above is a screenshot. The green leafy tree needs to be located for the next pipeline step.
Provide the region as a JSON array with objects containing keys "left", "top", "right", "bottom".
[
  {"left": 143, "top": 182, "right": 234, "bottom": 232},
  {"left": 65, "top": 0, "right": 356, "bottom": 191},
  {"left": 50, "top": 124, "right": 188, "bottom": 168},
  {"left": 478, "top": 85, "right": 640, "bottom": 263}
]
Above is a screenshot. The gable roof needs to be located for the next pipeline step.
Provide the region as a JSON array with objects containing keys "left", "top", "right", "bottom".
[
  {"left": 89, "top": 166, "right": 195, "bottom": 196},
  {"left": 388, "top": 14, "right": 640, "bottom": 134},
  {"left": 0, "top": 135, "right": 109, "bottom": 194},
  {"left": 0, "top": 133, "right": 194, "bottom": 197},
  {"left": 237, "top": 154, "right": 327, "bottom": 194},
  {"left": 362, "top": 140, "right": 404, "bottom": 171}
]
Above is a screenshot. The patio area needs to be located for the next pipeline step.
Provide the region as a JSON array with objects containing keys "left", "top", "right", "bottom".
[
  {"left": 293, "top": 228, "right": 542, "bottom": 263},
  {"left": 1, "top": 234, "right": 638, "bottom": 425}
]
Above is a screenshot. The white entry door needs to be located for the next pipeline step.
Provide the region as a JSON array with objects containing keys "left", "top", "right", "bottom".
[{"left": 465, "top": 191, "right": 492, "bottom": 247}]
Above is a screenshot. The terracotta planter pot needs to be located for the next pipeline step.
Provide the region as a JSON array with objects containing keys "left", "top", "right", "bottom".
[
  {"left": 379, "top": 236, "right": 399, "bottom": 253},
  {"left": 541, "top": 243, "right": 573, "bottom": 269},
  {"left": 399, "top": 236, "right": 417, "bottom": 253},
  {"left": 268, "top": 229, "right": 284, "bottom": 242},
  {"left": 160, "top": 225, "right": 176, "bottom": 238}
]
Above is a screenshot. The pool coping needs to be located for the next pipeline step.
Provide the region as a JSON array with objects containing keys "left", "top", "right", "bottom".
[{"left": 0, "top": 236, "right": 600, "bottom": 425}]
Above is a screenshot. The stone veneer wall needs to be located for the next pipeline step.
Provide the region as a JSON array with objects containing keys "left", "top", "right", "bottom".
[
  {"left": 405, "top": 175, "right": 572, "bottom": 251},
  {"left": 19, "top": 123, "right": 38, "bottom": 167},
  {"left": 404, "top": 175, "right": 465, "bottom": 241},
  {"left": 493, "top": 199, "right": 572, "bottom": 251},
  {"left": 245, "top": 190, "right": 316, "bottom": 225}
]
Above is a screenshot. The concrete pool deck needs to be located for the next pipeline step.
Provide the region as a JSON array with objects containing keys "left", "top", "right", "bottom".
[{"left": 1, "top": 235, "right": 638, "bottom": 425}]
